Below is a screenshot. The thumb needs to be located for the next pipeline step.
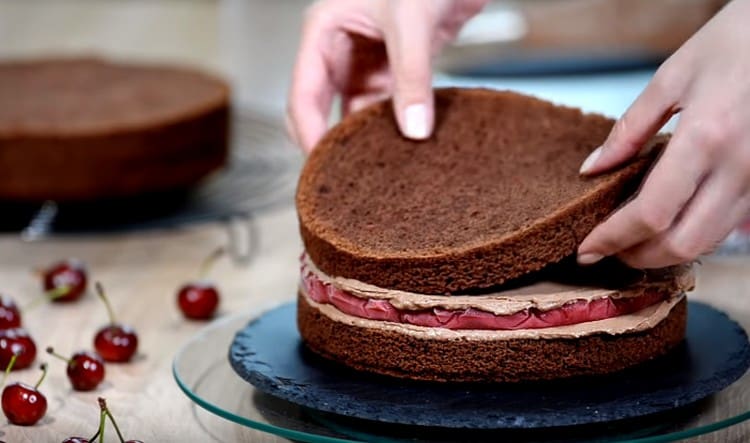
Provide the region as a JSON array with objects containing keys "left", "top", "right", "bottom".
[
  {"left": 580, "top": 71, "right": 677, "bottom": 176},
  {"left": 382, "top": 0, "right": 435, "bottom": 140}
]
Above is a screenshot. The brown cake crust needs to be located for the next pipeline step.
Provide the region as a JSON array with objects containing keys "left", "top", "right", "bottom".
[
  {"left": 297, "top": 88, "right": 664, "bottom": 294},
  {"left": 297, "top": 293, "right": 687, "bottom": 383},
  {"left": 0, "top": 58, "right": 230, "bottom": 201}
]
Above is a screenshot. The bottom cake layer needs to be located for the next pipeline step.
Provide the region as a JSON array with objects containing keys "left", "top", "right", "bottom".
[{"left": 297, "top": 293, "right": 688, "bottom": 382}]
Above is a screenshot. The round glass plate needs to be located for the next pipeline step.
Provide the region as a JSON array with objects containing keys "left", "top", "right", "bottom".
[{"left": 173, "top": 306, "right": 750, "bottom": 443}]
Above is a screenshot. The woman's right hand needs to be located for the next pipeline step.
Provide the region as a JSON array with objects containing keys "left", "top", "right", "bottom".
[{"left": 286, "top": 0, "right": 488, "bottom": 152}]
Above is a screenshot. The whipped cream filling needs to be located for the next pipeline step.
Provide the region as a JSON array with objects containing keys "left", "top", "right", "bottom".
[{"left": 300, "top": 255, "right": 692, "bottom": 332}]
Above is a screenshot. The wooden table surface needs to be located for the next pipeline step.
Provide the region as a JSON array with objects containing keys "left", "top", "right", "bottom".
[{"left": 0, "top": 1, "right": 748, "bottom": 442}]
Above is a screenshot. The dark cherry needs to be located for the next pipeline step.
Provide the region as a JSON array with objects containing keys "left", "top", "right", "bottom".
[
  {"left": 177, "top": 282, "right": 219, "bottom": 320},
  {"left": 0, "top": 295, "right": 21, "bottom": 329},
  {"left": 1, "top": 363, "right": 48, "bottom": 426},
  {"left": 47, "top": 347, "right": 105, "bottom": 391},
  {"left": 177, "top": 247, "right": 224, "bottom": 320},
  {"left": 42, "top": 259, "right": 88, "bottom": 302},
  {"left": 94, "top": 325, "right": 138, "bottom": 363},
  {"left": 0, "top": 328, "right": 36, "bottom": 370},
  {"left": 93, "top": 282, "right": 138, "bottom": 362}
]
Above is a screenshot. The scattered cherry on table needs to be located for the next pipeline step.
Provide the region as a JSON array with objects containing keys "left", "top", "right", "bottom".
[
  {"left": 1, "top": 360, "right": 48, "bottom": 426},
  {"left": 0, "top": 295, "right": 21, "bottom": 329},
  {"left": 93, "top": 282, "right": 138, "bottom": 363},
  {"left": 0, "top": 328, "right": 37, "bottom": 370},
  {"left": 42, "top": 259, "right": 88, "bottom": 302},
  {"left": 46, "top": 347, "right": 105, "bottom": 391},
  {"left": 177, "top": 247, "right": 225, "bottom": 320}
]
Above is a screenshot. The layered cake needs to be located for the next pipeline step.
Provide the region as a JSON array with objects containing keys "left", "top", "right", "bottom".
[
  {"left": 296, "top": 88, "right": 692, "bottom": 382},
  {"left": 0, "top": 57, "right": 229, "bottom": 202}
]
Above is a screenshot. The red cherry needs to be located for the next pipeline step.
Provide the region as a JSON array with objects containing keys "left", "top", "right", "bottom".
[
  {"left": 0, "top": 295, "right": 21, "bottom": 329},
  {"left": 177, "top": 247, "right": 224, "bottom": 320},
  {"left": 93, "top": 282, "right": 138, "bottom": 362},
  {"left": 1, "top": 363, "right": 48, "bottom": 426},
  {"left": 94, "top": 325, "right": 138, "bottom": 363},
  {"left": 46, "top": 348, "right": 105, "bottom": 391},
  {"left": 0, "top": 328, "right": 36, "bottom": 370},
  {"left": 178, "top": 282, "right": 220, "bottom": 320},
  {"left": 42, "top": 259, "right": 88, "bottom": 302}
]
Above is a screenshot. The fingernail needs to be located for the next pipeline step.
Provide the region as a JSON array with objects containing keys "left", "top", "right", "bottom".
[
  {"left": 579, "top": 146, "right": 602, "bottom": 175},
  {"left": 403, "top": 104, "right": 429, "bottom": 139},
  {"left": 577, "top": 252, "right": 604, "bottom": 265}
]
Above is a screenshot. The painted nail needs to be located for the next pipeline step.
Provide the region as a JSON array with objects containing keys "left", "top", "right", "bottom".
[
  {"left": 577, "top": 252, "right": 604, "bottom": 265},
  {"left": 579, "top": 146, "right": 603, "bottom": 174},
  {"left": 403, "top": 104, "right": 429, "bottom": 139}
]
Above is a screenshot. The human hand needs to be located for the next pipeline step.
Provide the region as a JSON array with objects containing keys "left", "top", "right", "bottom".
[
  {"left": 286, "top": 0, "right": 488, "bottom": 152},
  {"left": 577, "top": 0, "right": 750, "bottom": 269}
]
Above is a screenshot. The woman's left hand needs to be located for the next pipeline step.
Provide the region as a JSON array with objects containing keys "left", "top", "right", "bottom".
[{"left": 577, "top": 0, "right": 750, "bottom": 269}]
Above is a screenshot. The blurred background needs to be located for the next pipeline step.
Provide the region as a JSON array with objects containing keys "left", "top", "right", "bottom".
[{"left": 2, "top": 0, "right": 744, "bottom": 249}]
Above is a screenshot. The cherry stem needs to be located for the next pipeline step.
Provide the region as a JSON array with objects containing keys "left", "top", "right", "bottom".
[
  {"left": 23, "top": 285, "right": 72, "bottom": 311},
  {"left": 1, "top": 354, "right": 18, "bottom": 387},
  {"left": 99, "top": 397, "right": 126, "bottom": 443},
  {"left": 34, "top": 363, "right": 48, "bottom": 390},
  {"left": 199, "top": 247, "right": 225, "bottom": 279},
  {"left": 95, "top": 282, "right": 117, "bottom": 325},
  {"left": 88, "top": 426, "right": 101, "bottom": 443},
  {"left": 46, "top": 347, "right": 73, "bottom": 365},
  {"left": 98, "top": 407, "right": 106, "bottom": 443},
  {"left": 89, "top": 400, "right": 107, "bottom": 443}
]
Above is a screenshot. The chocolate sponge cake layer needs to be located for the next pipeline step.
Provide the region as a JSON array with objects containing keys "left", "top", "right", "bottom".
[
  {"left": 297, "top": 88, "right": 663, "bottom": 294},
  {"left": 0, "top": 58, "right": 229, "bottom": 201},
  {"left": 298, "top": 293, "right": 687, "bottom": 383}
]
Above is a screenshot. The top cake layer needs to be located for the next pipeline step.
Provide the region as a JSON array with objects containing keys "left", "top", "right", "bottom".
[{"left": 297, "top": 88, "right": 662, "bottom": 294}]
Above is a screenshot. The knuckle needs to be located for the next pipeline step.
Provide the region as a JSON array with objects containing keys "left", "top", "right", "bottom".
[
  {"left": 690, "top": 119, "right": 728, "bottom": 150},
  {"left": 610, "top": 112, "right": 639, "bottom": 151},
  {"left": 649, "top": 65, "right": 676, "bottom": 99},
  {"left": 664, "top": 237, "right": 701, "bottom": 263},
  {"left": 735, "top": 153, "right": 750, "bottom": 177},
  {"left": 396, "top": 69, "right": 431, "bottom": 89},
  {"left": 635, "top": 201, "right": 673, "bottom": 234},
  {"left": 304, "top": 0, "right": 334, "bottom": 28},
  {"left": 617, "top": 253, "right": 645, "bottom": 269}
]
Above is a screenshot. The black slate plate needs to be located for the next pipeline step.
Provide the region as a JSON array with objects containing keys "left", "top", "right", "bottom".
[{"left": 228, "top": 301, "right": 750, "bottom": 429}]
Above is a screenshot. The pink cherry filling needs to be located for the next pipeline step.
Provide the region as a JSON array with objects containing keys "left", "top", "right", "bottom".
[{"left": 301, "top": 269, "right": 668, "bottom": 331}]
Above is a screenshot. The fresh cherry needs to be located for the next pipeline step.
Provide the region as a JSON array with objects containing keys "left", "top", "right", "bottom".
[
  {"left": 46, "top": 347, "right": 105, "bottom": 391},
  {"left": 177, "top": 247, "right": 224, "bottom": 320},
  {"left": 0, "top": 295, "right": 21, "bottom": 329},
  {"left": 177, "top": 282, "right": 219, "bottom": 320},
  {"left": 1, "top": 362, "right": 48, "bottom": 426},
  {"left": 0, "top": 328, "right": 36, "bottom": 370},
  {"left": 42, "top": 259, "right": 88, "bottom": 302},
  {"left": 93, "top": 282, "right": 138, "bottom": 363}
]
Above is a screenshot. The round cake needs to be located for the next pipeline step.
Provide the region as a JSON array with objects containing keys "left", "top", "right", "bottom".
[
  {"left": 295, "top": 88, "right": 690, "bottom": 383},
  {"left": 0, "top": 57, "right": 230, "bottom": 202}
]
